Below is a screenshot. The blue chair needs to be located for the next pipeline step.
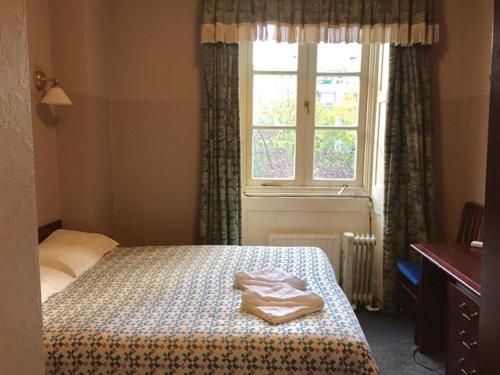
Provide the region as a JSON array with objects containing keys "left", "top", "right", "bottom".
[
  {"left": 396, "top": 260, "right": 421, "bottom": 314},
  {"left": 397, "top": 261, "right": 421, "bottom": 285}
]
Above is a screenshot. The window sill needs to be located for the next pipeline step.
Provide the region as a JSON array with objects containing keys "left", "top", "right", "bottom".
[{"left": 243, "top": 185, "right": 370, "bottom": 198}]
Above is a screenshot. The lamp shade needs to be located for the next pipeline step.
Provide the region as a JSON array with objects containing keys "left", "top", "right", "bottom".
[{"left": 41, "top": 86, "right": 73, "bottom": 105}]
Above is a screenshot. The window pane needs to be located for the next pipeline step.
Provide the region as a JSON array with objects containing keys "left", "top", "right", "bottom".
[
  {"left": 252, "top": 129, "right": 296, "bottom": 179},
  {"left": 253, "top": 74, "right": 297, "bottom": 126},
  {"left": 317, "top": 43, "right": 362, "bottom": 73},
  {"left": 313, "top": 129, "right": 357, "bottom": 180},
  {"left": 253, "top": 41, "right": 298, "bottom": 71},
  {"left": 315, "top": 76, "right": 359, "bottom": 127}
]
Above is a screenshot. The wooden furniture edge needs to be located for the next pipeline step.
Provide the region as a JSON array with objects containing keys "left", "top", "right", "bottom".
[
  {"left": 411, "top": 243, "right": 481, "bottom": 296},
  {"left": 38, "top": 220, "right": 62, "bottom": 244}
]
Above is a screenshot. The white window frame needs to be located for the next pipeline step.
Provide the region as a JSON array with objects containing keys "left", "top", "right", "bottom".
[
  {"left": 240, "top": 42, "right": 385, "bottom": 195},
  {"left": 370, "top": 44, "right": 391, "bottom": 213}
]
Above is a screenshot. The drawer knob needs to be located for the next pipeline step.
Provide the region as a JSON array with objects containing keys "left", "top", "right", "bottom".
[
  {"left": 458, "top": 357, "right": 465, "bottom": 365},
  {"left": 460, "top": 369, "right": 477, "bottom": 375},
  {"left": 458, "top": 330, "right": 466, "bottom": 337},
  {"left": 462, "top": 341, "right": 478, "bottom": 350},
  {"left": 461, "top": 312, "right": 479, "bottom": 321},
  {"left": 459, "top": 302, "right": 467, "bottom": 309}
]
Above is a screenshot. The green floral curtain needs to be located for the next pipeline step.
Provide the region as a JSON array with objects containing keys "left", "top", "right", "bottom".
[
  {"left": 201, "top": 0, "right": 438, "bottom": 45},
  {"left": 200, "top": 43, "right": 242, "bottom": 245},
  {"left": 383, "top": 45, "right": 434, "bottom": 312}
]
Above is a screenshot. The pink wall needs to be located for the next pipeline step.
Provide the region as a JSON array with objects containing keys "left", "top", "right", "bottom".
[
  {"left": 108, "top": 0, "right": 201, "bottom": 245},
  {"left": 49, "top": 0, "right": 114, "bottom": 236},
  {"left": 28, "top": 0, "right": 201, "bottom": 245},
  {"left": 434, "top": 0, "right": 493, "bottom": 241},
  {"left": 28, "top": 0, "right": 492, "bottom": 246},
  {"left": 27, "top": 0, "right": 61, "bottom": 226}
]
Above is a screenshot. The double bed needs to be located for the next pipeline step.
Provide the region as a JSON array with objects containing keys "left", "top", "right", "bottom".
[{"left": 40, "top": 223, "right": 378, "bottom": 374}]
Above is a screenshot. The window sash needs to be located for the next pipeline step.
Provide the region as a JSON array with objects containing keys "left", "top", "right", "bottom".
[{"left": 241, "top": 42, "right": 374, "bottom": 190}]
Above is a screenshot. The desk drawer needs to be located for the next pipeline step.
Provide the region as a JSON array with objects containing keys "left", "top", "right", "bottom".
[{"left": 447, "top": 282, "right": 480, "bottom": 375}]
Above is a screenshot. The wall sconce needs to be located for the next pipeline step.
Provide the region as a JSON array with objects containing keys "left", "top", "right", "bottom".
[{"left": 34, "top": 70, "right": 73, "bottom": 106}]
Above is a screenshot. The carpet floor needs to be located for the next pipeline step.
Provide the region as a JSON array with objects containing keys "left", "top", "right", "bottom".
[{"left": 356, "top": 310, "right": 445, "bottom": 375}]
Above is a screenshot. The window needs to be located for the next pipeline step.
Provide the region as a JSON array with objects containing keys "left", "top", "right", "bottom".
[{"left": 240, "top": 41, "right": 385, "bottom": 191}]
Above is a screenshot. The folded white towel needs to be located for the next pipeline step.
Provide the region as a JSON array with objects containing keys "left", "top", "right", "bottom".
[
  {"left": 241, "top": 284, "right": 325, "bottom": 325},
  {"left": 235, "top": 267, "right": 307, "bottom": 291}
]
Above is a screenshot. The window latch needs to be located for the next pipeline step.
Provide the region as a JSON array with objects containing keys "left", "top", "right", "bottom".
[{"left": 304, "top": 100, "right": 310, "bottom": 114}]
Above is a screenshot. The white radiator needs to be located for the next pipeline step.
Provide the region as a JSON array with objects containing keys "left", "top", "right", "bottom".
[
  {"left": 268, "top": 232, "right": 341, "bottom": 276},
  {"left": 341, "top": 232, "right": 376, "bottom": 309}
]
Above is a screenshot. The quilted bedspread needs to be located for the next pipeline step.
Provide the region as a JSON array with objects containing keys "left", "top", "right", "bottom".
[{"left": 43, "top": 245, "right": 379, "bottom": 374}]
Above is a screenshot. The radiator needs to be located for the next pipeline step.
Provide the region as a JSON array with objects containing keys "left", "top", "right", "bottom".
[
  {"left": 341, "top": 232, "right": 376, "bottom": 309},
  {"left": 268, "top": 232, "right": 341, "bottom": 276}
]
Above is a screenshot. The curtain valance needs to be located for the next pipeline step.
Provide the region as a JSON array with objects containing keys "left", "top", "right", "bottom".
[{"left": 201, "top": 0, "right": 439, "bottom": 46}]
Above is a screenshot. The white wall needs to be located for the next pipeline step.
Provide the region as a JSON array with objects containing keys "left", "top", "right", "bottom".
[
  {"left": 243, "top": 196, "right": 371, "bottom": 244},
  {"left": 370, "top": 101, "right": 385, "bottom": 307},
  {"left": 0, "top": 0, "right": 44, "bottom": 373},
  {"left": 242, "top": 196, "right": 383, "bottom": 301}
]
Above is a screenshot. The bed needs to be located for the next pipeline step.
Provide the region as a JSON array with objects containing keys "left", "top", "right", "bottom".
[{"left": 40, "top": 225, "right": 378, "bottom": 374}]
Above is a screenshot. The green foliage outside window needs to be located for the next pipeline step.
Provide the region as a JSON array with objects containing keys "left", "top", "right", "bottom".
[{"left": 252, "top": 92, "right": 358, "bottom": 180}]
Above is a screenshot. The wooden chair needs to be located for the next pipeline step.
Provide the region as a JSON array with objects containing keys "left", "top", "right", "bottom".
[
  {"left": 396, "top": 202, "right": 484, "bottom": 314},
  {"left": 456, "top": 202, "right": 484, "bottom": 244}
]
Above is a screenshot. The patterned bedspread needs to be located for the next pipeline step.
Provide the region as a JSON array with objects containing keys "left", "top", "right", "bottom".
[{"left": 43, "top": 245, "right": 378, "bottom": 374}]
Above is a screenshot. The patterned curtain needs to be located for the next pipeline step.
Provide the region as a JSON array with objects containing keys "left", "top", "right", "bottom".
[
  {"left": 383, "top": 45, "right": 434, "bottom": 312},
  {"left": 200, "top": 43, "right": 242, "bottom": 245},
  {"left": 201, "top": 0, "right": 438, "bottom": 45}
]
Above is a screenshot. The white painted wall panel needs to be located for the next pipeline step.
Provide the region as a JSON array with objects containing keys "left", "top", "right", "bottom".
[
  {"left": 242, "top": 196, "right": 371, "bottom": 245},
  {"left": 242, "top": 195, "right": 385, "bottom": 300}
]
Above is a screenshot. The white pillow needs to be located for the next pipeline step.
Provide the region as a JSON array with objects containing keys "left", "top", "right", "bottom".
[
  {"left": 40, "top": 265, "right": 75, "bottom": 303},
  {"left": 38, "top": 229, "right": 118, "bottom": 277}
]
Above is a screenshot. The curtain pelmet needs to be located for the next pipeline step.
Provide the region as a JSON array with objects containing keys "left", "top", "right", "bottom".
[{"left": 201, "top": 0, "right": 439, "bottom": 45}]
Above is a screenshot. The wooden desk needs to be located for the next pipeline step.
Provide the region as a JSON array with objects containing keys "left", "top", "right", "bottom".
[{"left": 411, "top": 243, "right": 481, "bottom": 375}]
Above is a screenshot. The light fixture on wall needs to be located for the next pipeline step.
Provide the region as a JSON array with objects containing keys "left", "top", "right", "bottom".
[{"left": 33, "top": 70, "right": 73, "bottom": 105}]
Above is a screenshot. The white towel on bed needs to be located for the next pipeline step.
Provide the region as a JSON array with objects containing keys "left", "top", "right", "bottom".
[
  {"left": 241, "top": 284, "right": 324, "bottom": 325},
  {"left": 235, "top": 267, "right": 307, "bottom": 291}
]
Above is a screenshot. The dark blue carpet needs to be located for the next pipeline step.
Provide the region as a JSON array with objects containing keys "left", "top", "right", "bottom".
[{"left": 356, "top": 310, "right": 445, "bottom": 375}]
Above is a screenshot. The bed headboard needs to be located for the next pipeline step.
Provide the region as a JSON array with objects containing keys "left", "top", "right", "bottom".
[{"left": 38, "top": 220, "right": 62, "bottom": 243}]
